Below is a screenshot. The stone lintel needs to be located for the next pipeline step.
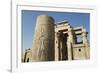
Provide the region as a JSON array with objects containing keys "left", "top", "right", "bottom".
[
  {"left": 55, "top": 26, "right": 69, "bottom": 32},
  {"left": 73, "top": 26, "right": 83, "bottom": 31},
  {"left": 56, "top": 20, "right": 69, "bottom": 24}
]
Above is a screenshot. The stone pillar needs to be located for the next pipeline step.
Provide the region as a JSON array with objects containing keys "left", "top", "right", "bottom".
[
  {"left": 59, "top": 32, "right": 63, "bottom": 60},
  {"left": 82, "top": 28, "right": 90, "bottom": 59},
  {"left": 55, "top": 32, "right": 62, "bottom": 60},
  {"left": 55, "top": 32, "right": 60, "bottom": 61},
  {"left": 67, "top": 26, "right": 74, "bottom": 60},
  {"left": 32, "top": 15, "right": 55, "bottom": 61}
]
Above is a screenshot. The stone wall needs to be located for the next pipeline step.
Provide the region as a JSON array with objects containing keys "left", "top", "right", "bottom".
[{"left": 22, "top": 15, "right": 90, "bottom": 62}]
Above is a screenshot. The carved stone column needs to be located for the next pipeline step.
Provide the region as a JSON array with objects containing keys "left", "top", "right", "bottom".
[
  {"left": 55, "top": 32, "right": 59, "bottom": 61},
  {"left": 55, "top": 32, "right": 63, "bottom": 60},
  {"left": 32, "top": 15, "right": 55, "bottom": 61},
  {"left": 82, "top": 28, "right": 90, "bottom": 59},
  {"left": 67, "top": 26, "right": 74, "bottom": 60},
  {"left": 59, "top": 32, "right": 64, "bottom": 60}
]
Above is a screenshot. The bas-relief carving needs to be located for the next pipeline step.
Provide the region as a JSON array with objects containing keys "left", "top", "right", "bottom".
[{"left": 22, "top": 15, "right": 90, "bottom": 62}]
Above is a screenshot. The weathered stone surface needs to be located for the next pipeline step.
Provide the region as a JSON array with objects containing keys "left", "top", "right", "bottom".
[
  {"left": 55, "top": 21, "right": 90, "bottom": 61},
  {"left": 32, "top": 15, "right": 55, "bottom": 61},
  {"left": 22, "top": 15, "right": 90, "bottom": 62}
]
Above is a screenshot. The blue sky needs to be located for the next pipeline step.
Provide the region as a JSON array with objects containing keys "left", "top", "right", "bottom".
[{"left": 22, "top": 10, "right": 90, "bottom": 50}]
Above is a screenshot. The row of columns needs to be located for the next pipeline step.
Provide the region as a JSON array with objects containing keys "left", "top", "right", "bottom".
[{"left": 55, "top": 26, "right": 89, "bottom": 60}]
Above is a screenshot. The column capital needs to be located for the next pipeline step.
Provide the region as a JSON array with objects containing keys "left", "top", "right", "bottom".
[
  {"left": 82, "top": 28, "right": 87, "bottom": 37},
  {"left": 82, "top": 28, "right": 86, "bottom": 32}
]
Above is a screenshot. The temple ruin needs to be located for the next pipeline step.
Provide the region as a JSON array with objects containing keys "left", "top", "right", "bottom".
[{"left": 22, "top": 15, "right": 90, "bottom": 62}]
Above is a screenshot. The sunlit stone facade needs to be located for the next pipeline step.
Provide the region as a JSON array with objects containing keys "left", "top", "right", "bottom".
[{"left": 22, "top": 15, "right": 90, "bottom": 62}]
